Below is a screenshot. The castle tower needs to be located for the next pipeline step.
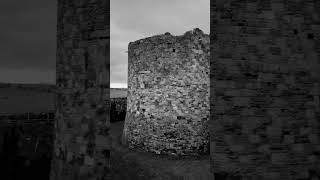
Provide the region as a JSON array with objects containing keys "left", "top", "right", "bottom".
[
  {"left": 123, "top": 29, "right": 210, "bottom": 156},
  {"left": 50, "top": 0, "right": 110, "bottom": 179}
]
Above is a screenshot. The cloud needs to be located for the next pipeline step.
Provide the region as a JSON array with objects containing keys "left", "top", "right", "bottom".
[
  {"left": 0, "top": 0, "right": 56, "bottom": 83},
  {"left": 111, "top": 0, "right": 209, "bottom": 35},
  {"left": 0, "top": 0, "right": 209, "bottom": 86},
  {"left": 110, "top": 19, "right": 144, "bottom": 87},
  {"left": 110, "top": 0, "right": 209, "bottom": 87}
]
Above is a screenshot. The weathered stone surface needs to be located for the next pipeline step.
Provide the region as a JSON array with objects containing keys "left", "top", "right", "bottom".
[
  {"left": 211, "top": 1, "right": 320, "bottom": 179},
  {"left": 123, "top": 29, "right": 210, "bottom": 156},
  {"left": 50, "top": 0, "right": 110, "bottom": 179}
]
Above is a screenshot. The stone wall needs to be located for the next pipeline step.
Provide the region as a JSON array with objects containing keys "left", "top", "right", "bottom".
[
  {"left": 211, "top": 1, "right": 320, "bottom": 179},
  {"left": 0, "top": 117, "right": 53, "bottom": 179},
  {"left": 111, "top": 98, "right": 126, "bottom": 123},
  {"left": 0, "top": 121, "right": 54, "bottom": 159},
  {"left": 51, "top": 0, "right": 110, "bottom": 180},
  {"left": 0, "top": 112, "right": 55, "bottom": 162},
  {"left": 123, "top": 29, "right": 210, "bottom": 156}
]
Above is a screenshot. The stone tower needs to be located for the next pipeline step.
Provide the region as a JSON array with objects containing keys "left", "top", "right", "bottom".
[
  {"left": 122, "top": 28, "right": 210, "bottom": 156},
  {"left": 211, "top": 1, "right": 320, "bottom": 179},
  {"left": 50, "top": 0, "right": 110, "bottom": 179}
]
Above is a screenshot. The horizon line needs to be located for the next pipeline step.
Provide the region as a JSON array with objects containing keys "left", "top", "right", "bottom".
[{"left": 0, "top": 81, "right": 128, "bottom": 88}]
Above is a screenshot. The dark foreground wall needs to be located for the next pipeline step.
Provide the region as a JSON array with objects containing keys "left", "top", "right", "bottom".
[
  {"left": 0, "top": 121, "right": 53, "bottom": 180},
  {"left": 51, "top": 0, "right": 110, "bottom": 179},
  {"left": 211, "top": 1, "right": 320, "bottom": 179}
]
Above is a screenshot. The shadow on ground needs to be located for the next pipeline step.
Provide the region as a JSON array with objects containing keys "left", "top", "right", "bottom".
[{"left": 110, "top": 121, "right": 214, "bottom": 180}]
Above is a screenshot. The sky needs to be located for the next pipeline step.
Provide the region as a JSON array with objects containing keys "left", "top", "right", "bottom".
[
  {"left": 0, "top": 0, "right": 56, "bottom": 84},
  {"left": 0, "top": 0, "right": 209, "bottom": 86},
  {"left": 110, "top": 0, "right": 209, "bottom": 88}
]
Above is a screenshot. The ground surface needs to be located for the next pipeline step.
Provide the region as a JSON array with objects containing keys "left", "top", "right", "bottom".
[
  {"left": 0, "top": 83, "right": 55, "bottom": 114},
  {"left": 110, "top": 121, "right": 214, "bottom": 180},
  {"left": 110, "top": 88, "right": 127, "bottom": 98},
  {"left": 0, "top": 84, "right": 214, "bottom": 179}
]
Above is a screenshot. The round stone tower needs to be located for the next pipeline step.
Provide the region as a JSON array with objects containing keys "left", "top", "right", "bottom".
[{"left": 122, "top": 28, "right": 210, "bottom": 156}]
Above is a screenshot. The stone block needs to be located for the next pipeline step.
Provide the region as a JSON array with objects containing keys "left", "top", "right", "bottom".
[
  {"left": 248, "top": 134, "right": 261, "bottom": 144},
  {"left": 84, "top": 155, "right": 95, "bottom": 166},
  {"left": 271, "top": 153, "right": 287, "bottom": 165},
  {"left": 230, "top": 145, "right": 246, "bottom": 153},
  {"left": 232, "top": 97, "right": 250, "bottom": 106},
  {"left": 283, "top": 135, "right": 295, "bottom": 144},
  {"left": 291, "top": 144, "right": 305, "bottom": 154},
  {"left": 257, "top": 144, "right": 271, "bottom": 154},
  {"left": 308, "top": 134, "right": 319, "bottom": 144}
]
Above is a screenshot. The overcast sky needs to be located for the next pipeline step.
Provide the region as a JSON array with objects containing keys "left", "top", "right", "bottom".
[
  {"left": 0, "top": 0, "right": 56, "bottom": 84},
  {"left": 110, "top": 0, "right": 209, "bottom": 88},
  {"left": 0, "top": 0, "right": 209, "bottom": 86}
]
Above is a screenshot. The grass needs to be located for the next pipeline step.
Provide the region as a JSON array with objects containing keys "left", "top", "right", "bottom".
[
  {"left": 110, "top": 88, "right": 127, "bottom": 98},
  {"left": 0, "top": 84, "right": 54, "bottom": 114}
]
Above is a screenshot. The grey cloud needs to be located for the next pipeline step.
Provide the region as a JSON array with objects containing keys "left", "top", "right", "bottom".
[
  {"left": 111, "top": 0, "right": 209, "bottom": 35},
  {"left": 0, "top": 0, "right": 56, "bottom": 83},
  {"left": 0, "top": 0, "right": 208, "bottom": 85}
]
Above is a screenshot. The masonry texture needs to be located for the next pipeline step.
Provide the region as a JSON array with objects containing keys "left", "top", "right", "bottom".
[
  {"left": 50, "top": 0, "right": 110, "bottom": 180},
  {"left": 123, "top": 29, "right": 210, "bottom": 156},
  {"left": 211, "top": 1, "right": 320, "bottom": 179},
  {"left": 0, "top": 113, "right": 54, "bottom": 179}
]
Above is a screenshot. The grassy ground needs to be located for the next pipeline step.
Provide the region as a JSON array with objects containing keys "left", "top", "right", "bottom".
[
  {"left": 0, "top": 86, "right": 125, "bottom": 114},
  {"left": 0, "top": 83, "right": 54, "bottom": 114},
  {"left": 110, "top": 121, "right": 214, "bottom": 180},
  {"left": 110, "top": 88, "right": 127, "bottom": 98}
]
